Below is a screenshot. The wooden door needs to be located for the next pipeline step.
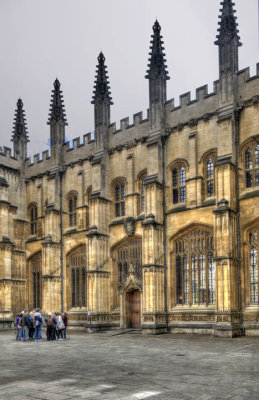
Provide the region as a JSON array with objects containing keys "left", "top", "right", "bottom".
[{"left": 130, "top": 290, "right": 141, "bottom": 328}]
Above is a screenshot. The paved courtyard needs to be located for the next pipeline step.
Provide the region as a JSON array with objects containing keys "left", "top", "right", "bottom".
[{"left": 0, "top": 330, "right": 258, "bottom": 400}]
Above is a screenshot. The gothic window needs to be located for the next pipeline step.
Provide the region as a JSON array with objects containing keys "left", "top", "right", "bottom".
[
  {"left": 30, "top": 252, "right": 41, "bottom": 309},
  {"left": 116, "top": 239, "right": 142, "bottom": 288},
  {"left": 67, "top": 193, "right": 77, "bottom": 227},
  {"left": 139, "top": 172, "right": 147, "bottom": 214},
  {"left": 173, "top": 227, "right": 215, "bottom": 306},
  {"left": 114, "top": 181, "right": 126, "bottom": 217},
  {"left": 172, "top": 165, "right": 186, "bottom": 204},
  {"left": 68, "top": 246, "right": 86, "bottom": 308},
  {"left": 248, "top": 229, "right": 258, "bottom": 304},
  {"left": 205, "top": 158, "right": 215, "bottom": 197},
  {"left": 28, "top": 204, "right": 37, "bottom": 235},
  {"left": 244, "top": 144, "right": 259, "bottom": 189}
]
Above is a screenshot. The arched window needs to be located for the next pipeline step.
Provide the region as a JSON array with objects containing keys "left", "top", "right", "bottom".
[
  {"left": 248, "top": 228, "right": 258, "bottom": 304},
  {"left": 172, "top": 165, "right": 186, "bottom": 204},
  {"left": 205, "top": 158, "right": 215, "bottom": 197},
  {"left": 67, "top": 246, "right": 86, "bottom": 308},
  {"left": 114, "top": 181, "right": 126, "bottom": 217},
  {"left": 172, "top": 227, "right": 215, "bottom": 306},
  {"left": 244, "top": 144, "right": 259, "bottom": 188},
  {"left": 67, "top": 193, "right": 77, "bottom": 227},
  {"left": 139, "top": 172, "right": 147, "bottom": 214},
  {"left": 28, "top": 204, "right": 37, "bottom": 235}
]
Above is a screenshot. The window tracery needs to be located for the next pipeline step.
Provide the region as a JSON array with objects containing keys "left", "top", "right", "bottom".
[
  {"left": 172, "top": 227, "right": 215, "bottom": 306},
  {"left": 67, "top": 192, "right": 77, "bottom": 227},
  {"left": 248, "top": 228, "right": 258, "bottom": 304},
  {"left": 68, "top": 246, "right": 86, "bottom": 308},
  {"left": 244, "top": 144, "right": 259, "bottom": 189},
  {"left": 116, "top": 239, "right": 142, "bottom": 288},
  {"left": 28, "top": 204, "right": 37, "bottom": 235},
  {"left": 114, "top": 181, "right": 126, "bottom": 217},
  {"left": 172, "top": 165, "right": 186, "bottom": 204}
]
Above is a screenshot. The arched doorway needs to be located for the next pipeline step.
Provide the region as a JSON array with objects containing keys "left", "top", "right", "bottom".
[
  {"left": 126, "top": 289, "right": 141, "bottom": 328},
  {"left": 112, "top": 237, "right": 142, "bottom": 328}
]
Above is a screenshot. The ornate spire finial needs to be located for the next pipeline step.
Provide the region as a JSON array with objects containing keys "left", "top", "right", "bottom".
[
  {"left": 215, "top": 0, "right": 242, "bottom": 46},
  {"left": 91, "top": 52, "right": 113, "bottom": 105},
  {"left": 47, "top": 78, "right": 68, "bottom": 125},
  {"left": 11, "top": 98, "right": 29, "bottom": 143},
  {"left": 145, "top": 20, "right": 170, "bottom": 80}
]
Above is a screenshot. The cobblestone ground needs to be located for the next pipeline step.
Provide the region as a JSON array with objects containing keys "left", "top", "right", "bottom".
[{"left": 0, "top": 330, "right": 258, "bottom": 400}]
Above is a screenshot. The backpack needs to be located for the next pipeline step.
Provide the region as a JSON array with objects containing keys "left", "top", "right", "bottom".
[
  {"left": 18, "top": 317, "right": 22, "bottom": 327},
  {"left": 47, "top": 317, "right": 54, "bottom": 327},
  {"left": 34, "top": 315, "right": 41, "bottom": 327}
]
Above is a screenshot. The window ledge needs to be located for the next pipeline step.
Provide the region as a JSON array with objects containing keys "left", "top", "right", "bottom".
[
  {"left": 240, "top": 189, "right": 259, "bottom": 200},
  {"left": 167, "top": 204, "right": 187, "bottom": 214}
]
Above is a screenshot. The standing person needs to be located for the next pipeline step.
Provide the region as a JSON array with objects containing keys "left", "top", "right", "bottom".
[
  {"left": 21, "top": 310, "right": 29, "bottom": 342},
  {"left": 62, "top": 312, "right": 68, "bottom": 339},
  {"left": 15, "top": 313, "right": 22, "bottom": 341},
  {"left": 56, "top": 313, "right": 65, "bottom": 340},
  {"left": 46, "top": 312, "right": 55, "bottom": 341},
  {"left": 28, "top": 311, "right": 34, "bottom": 341},
  {"left": 34, "top": 308, "right": 43, "bottom": 342},
  {"left": 52, "top": 312, "right": 57, "bottom": 340}
]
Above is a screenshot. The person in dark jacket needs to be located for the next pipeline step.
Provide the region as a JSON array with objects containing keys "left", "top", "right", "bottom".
[
  {"left": 22, "top": 310, "right": 30, "bottom": 341},
  {"left": 28, "top": 311, "right": 34, "bottom": 340},
  {"left": 15, "top": 313, "right": 23, "bottom": 341},
  {"left": 46, "top": 312, "right": 56, "bottom": 341},
  {"left": 62, "top": 312, "right": 68, "bottom": 339}
]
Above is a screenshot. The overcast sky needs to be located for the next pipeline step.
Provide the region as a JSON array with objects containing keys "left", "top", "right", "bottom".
[{"left": 0, "top": 0, "right": 258, "bottom": 157}]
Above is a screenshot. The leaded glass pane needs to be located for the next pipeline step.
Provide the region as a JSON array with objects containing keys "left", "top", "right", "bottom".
[
  {"left": 255, "top": 170, "right": 259, "bottom": 187},
  {"left": 173, "top": 189, "right": 178, "bottom": 204},
  {"left": 115, "top": 184, "right": 120, "bottom": 202},
  {"left": 183, "top": 256, "right": 189, "bottom": 304},
  {"left": 176, "top": 256, "right": 182, "bottom": 304},
  {"left": 172, "top": 169, "right": 178, "bottom": 187},
  {"left": 199, "top": 254, "right": 206, "bottom": 303},
  {"left": 245, "top": 148, "right": 252, "bottom": 169},
  {"left": 121, "top": 184, "right": 125, "bottom": 200},
  {"left": 207, "top": 181, "right": 214, "bottom": 197},
  {"left": 180, "top": 167, "right": 186, "bottom": 186},
  {"left": 207, "top": 159, "right": 213, "bottom": 179},
  {"left": 121, "top": 201, "right": 125, "bottom": 216},
  {"left": 192, "top": 255, "right": 198, "bottom": 304},
  {"left": 250, "top": 248, "right": 258, "bottom": 303},
  {"left": 208, "top": 254, "right": 215, "bottom": 304},
  {"left": 246, "top": 172, "right": 253, "bottom": 188},
  {"left": 255, "top": 145, "right": 259, "bottom": 166},
  {"left": 180, "top": 187, "right": 186, "bottom": 203}
]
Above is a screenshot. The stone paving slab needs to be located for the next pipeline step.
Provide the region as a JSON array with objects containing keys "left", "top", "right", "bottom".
[{"left": 0, "top": 332, "right": 258, "bottom": 399}]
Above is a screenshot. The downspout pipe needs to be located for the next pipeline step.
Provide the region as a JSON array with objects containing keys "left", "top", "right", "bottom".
[
  {"left": 161, "top": 134, "right": 169, "bottom": 331},
  {"left": 59, "top": 167, "right": 64, "bottom": 313}
]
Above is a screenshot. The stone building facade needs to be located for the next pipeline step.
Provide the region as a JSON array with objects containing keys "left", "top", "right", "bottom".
[{"left": 0, "top": 0, "right": 258, "bottom": 336}]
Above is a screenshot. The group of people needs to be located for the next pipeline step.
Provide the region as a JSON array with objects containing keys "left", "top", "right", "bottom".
[{"left": 15, "top": 309, "right": 68, "bottom": 342}]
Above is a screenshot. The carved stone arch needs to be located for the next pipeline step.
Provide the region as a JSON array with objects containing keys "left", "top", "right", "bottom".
[
  {"left": 167, "top": 158, "right": 190, "bottom": 173},
  {"left": 66, "top": 244, "right": 86, "bottom": 310},
  {"left": 198, "top": 148, "right": 217, "bottom": 165},
  {"left": 240, "top": 135, "right": 259, "bottom": 164},
  {"left": 111, "top": 236, "right": 142, "bottom": 320}
]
